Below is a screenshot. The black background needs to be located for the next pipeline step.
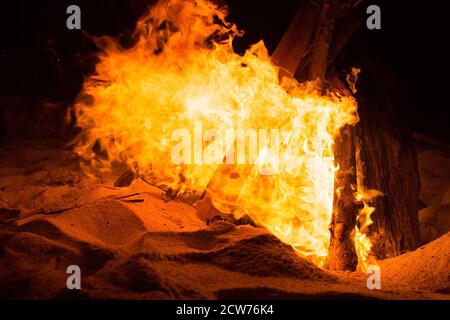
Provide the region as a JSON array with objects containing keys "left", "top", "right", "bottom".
[
  {"left": 0, "top": 0, "right": 449, "bottom": 141},
  {"left": 0, "top": 300, "right": 446, "bottom": 318}
]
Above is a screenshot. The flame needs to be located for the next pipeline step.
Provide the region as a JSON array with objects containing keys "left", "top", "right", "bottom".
[
  {"left": 346, "top": 67, "right": 361, "bottom": 94},
  {"left": 354, "top": 187, "right": 384, "bottom": 271},
  {"left": 73, "top": 0, "right": 359, "bottom": 267}
]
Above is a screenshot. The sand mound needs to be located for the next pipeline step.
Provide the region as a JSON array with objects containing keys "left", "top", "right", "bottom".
[
  {"left": 0, "top": 140, "right": 449, "bottom": 300},
  {"left": 0, "top": 190, "right": 332, "bottom": 299},
  {"left": 380, "top": 232, "right": 450, "bottom": 293},
  {"left": 22, "top": 201, "right": 148, "bottom": 246}
]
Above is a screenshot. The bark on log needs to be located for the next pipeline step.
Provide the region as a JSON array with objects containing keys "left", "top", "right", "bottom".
[
  {"left": 308, "top": 0, "right": 361, "bottom": 80},
  {"left": 308, "top": 0, "right": 359, "bottom": 270},
  {"left": 271, "top": 0, "right": 322, "bottom": 77},
  {"left": 272, "top": 0, "right": 420, "bottom": 263},
  {"left": 294, "top": 13, "right": 361, "bottom": 81},
  {"left": 354, "top": 61, "right": 421, "bottom": 259},
  {"left": 327, "top": 14, "right": 361, "bottom": 67},
  {"left": 309, "top": 0, "right": 337, "bottom": 82},
  {"left": 328, "top": 125, "right": 358, "bottom": 270},
  {"left": 273, "top": 0, "right": 361, "bottom": 270}
]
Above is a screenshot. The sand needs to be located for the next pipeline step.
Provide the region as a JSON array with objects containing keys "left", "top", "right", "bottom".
[
  {"left": 0, "top": 139, "right": 448, "bottom": 300},
  {"left": 379, "top": 232, "right": 450, "bottom": 294}
]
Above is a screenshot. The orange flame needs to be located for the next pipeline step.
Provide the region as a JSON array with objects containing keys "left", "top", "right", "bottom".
[
  {"left": 354, "top": 187, "right": 384, "bottom": 271},
  {"left": 73, "top": 0, "right": 360, "bottom": 267}
]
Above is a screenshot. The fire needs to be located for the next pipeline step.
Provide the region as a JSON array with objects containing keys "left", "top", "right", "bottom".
[
  {"left": 73, "top": 0, "right": 360, "bottom": 267},
  {"left": 354, "top": 187, "right": 383, "bottom": 271}
]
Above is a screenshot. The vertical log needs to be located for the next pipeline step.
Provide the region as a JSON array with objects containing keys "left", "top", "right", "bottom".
[
  {"left": 271, "top": 0, "right": 322, "bottom": 77},
  {"left": 273, "top": 0, "right": 419, "bottom": 265},
  {"left": 273, "top": 0, "right": 362, "bottom": 271},
  {"left": 294, "top": 13, "right": 361, "bottom": 81},
  {"left": 308, "top": 0, "right": 362, "bottom": 81},
  {"left": 327, "top": 14, "right": 361, "bottom": 67},
  {"left": 354, "top": 62, "right": 421, "bottom": 258},
  {"left": 328, "top": 126, "right": 358, "bottom": 270},
  {"left": 308, "top": 0, "right": 359, "bottom": 271},
  {"left": 309, "top": 0, "right": 337, "bottom": 82}
]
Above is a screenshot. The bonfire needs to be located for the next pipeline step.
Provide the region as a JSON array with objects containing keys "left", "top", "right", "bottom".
[{"left": 0, "top": 0, "right": 448, "bottom": 301}]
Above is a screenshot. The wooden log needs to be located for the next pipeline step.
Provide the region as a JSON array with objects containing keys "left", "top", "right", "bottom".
[
  {"left": 327, "top": 14, "right": 361, "bottom": 67},
  {"left": 307, "top": 0, "right": 362, "bottom": 79},
  {"left": 294, "top": 13, "right": 361, "bottom": 80},
  {"left": 271, "top": 0, "right": 322, "bottom": 77},
  {"left": 307, "top": 0, "right": 359, "bottom": 270},
  {"left": 271, "top": 0, "right": 419, "bottom": 263},
  {"left": 309, "top": 0, "right": 337, "bottom": 82},
  {"left": 198, "top": 1, "right": 365, "bottom": 269},
  {"left": 273, "top": 0, "right": 362, "bottom": 270},
  {"left": 353, "top": 61, "right": 421, "bottom": 259},
  {"left": 328, "top": 125, "right": 358, "bottom": 271}
]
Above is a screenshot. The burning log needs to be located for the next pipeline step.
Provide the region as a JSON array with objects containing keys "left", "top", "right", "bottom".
[
  {"left": 353, "top": 61, "right": 421, "bottom": 259},
  {"left": 274, "top": 0, "right": 361, "bottom": 270},
  {"left": 327, "top": 125, "right": 358, "bottom": 270},
  {"left": 180, "top": 0, "right": 359, "bottom": 268},
  {"left": 191, "top": 2, "right": 324, "bottom": 231},
  {"left": 274, "top": 0, "right": 420, "bottom": 265},
  {"left": 71, "top": 0, "right": 418, "bottom": 271}
]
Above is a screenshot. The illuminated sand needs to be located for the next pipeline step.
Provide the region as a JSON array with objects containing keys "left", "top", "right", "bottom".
[{"left": 0, "top": 140, "right": 448, "bottom": 299}]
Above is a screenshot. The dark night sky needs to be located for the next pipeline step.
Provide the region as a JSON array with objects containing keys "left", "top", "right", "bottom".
[{"left": 0, "top": 0, "right": 449, "bottom": 140}]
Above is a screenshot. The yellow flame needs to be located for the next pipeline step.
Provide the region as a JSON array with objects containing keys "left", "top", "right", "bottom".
[
  {"left": 346, "top": 67, "right": 361, "bottom": 94},
  {"left": 354, "top": 187, "right": 384, "bottom": 271},
  {"left": 73, "top": 0, "right": 359, "bottom": 267}
]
